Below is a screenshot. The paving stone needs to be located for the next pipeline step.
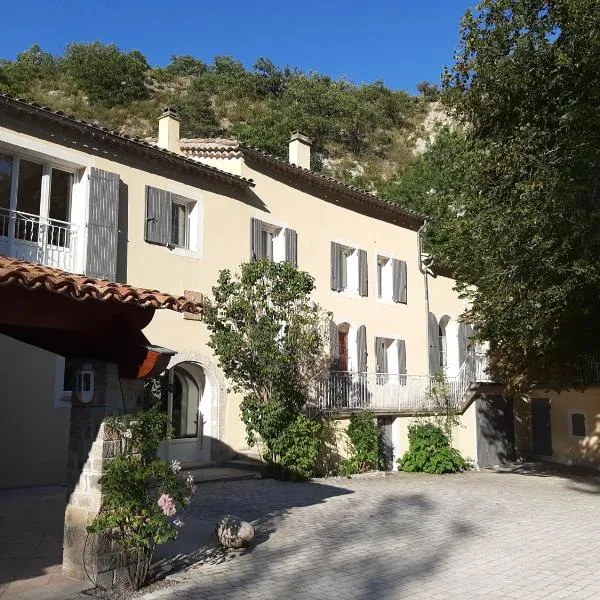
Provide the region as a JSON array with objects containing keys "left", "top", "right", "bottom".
[{"left": 139, "top": 470, "right": 600, "bottom": 600}]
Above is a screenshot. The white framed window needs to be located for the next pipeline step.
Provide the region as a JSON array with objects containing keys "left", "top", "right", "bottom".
[
  {"left": 569, "top": 411, "right": 587, "bottom": 438},
  {"left": 170, "top": 199, "right": 190, "bottom": 249},
  {"left": 251, "top": 218, "right": 297, "bottom": 264},
  {"left": 54, "top": 357, "right": 74, "bottom": 407},
  {"left": 260, "top": 223, "right": 286, "bottom": 262},
  {"left": 377, "top": 255, "right": 393, "bottom": 300},
  {"left": 0, "top": 151, "right": 76, "bottom": 242},
  {"left": 170, "top": 195, "right": 200, "bottom": 256},
  {"left": 331, "top": 242, "right": 367, "bottom": 296}
]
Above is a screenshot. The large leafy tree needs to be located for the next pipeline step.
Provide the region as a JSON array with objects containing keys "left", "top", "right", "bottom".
[
  {"left": 204, "top": 260, "right": 331, "bottom": 478},
  {"left": 438, "top": 0, "right": 600, "bottom": 390}
]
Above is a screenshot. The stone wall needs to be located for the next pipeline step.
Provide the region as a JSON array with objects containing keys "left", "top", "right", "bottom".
[{"left": 62, "top": 360, "right": 143, "bottom": 587}]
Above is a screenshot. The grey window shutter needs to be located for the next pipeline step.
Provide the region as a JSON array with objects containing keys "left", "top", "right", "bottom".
[
  {"left": 329, "top": 320, "right": 339, "bottom": 368},
  {"left": 397, "top": 339, "right": 407, "bottom": 375},
  {"left": 250, "top": 218, "right": 264, "bottom": 261},
  {"left": 285, "top": 228, "right": 298, "bottom": 266},
  {"left": 331, "top": 242, "right": 341, "bottom": 291},
  {"left": 375, "top": 337, "right": 386, "bottom": 373},
  {"left": 357, "top": 325, "right": 367, "bottom": 373},
  {"left": 428, "top": 312, "right": 441, "bottom": 376},
  {"left": 86, "top": 168, "right": 120, "bottom": 281},
  {"left": 392, "top": 259, "right": 401, "bottom": 301},
  {"left": 145, "top": 186, "right": 172, "bottom": 246},
  {"left": 393, "top": 259, "right": 407, "bottom": 303},
  {"left": 358, "top": 249, "right": 368, "bottom": 296}
]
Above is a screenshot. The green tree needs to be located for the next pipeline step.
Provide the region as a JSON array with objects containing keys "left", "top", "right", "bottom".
[
  {"left": 63, "top": 42, "right": 149, "bottom": 106},
  {"left": 175, "top": 79, "right": 221, "bottom": 137},
  {"left": 0, "top": 45, "right": 59, "bottom": 94},
  {"left": 165, "top": 55, "right": 208, "bottom": 78},
  {"left": 438, "top": 0, "right": 600, "bottom": 390},
  {"left": 382, "top": 127, "right": 469, "bottom": 260},
  {"left": 203, "top": 260, "right": 331, "bottom": 479},
  {"left": 416, "top": 80, "right": 441, "bottom": 101}
]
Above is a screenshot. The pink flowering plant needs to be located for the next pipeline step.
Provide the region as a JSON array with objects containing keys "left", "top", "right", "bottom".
[{"left": 87, "top": 407, "right": 196, "bottom": 590}]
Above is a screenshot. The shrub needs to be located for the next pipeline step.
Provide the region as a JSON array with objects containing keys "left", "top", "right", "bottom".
[
  {"left": 63, "top": 42, "right": 149, "bottom": 107},
  {"left": 339, "top": 412, "right": 381, "bottom": 475},
  {"left": 87, "top": 407, "right": 195, "bottom": 589},
  {"left": 399, "top": 422, "right": 469, "bottom": 474}
]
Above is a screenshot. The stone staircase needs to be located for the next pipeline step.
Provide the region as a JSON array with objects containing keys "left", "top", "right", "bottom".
[{"left": 182, "top": 449, "right": 268, "bottom": 485}]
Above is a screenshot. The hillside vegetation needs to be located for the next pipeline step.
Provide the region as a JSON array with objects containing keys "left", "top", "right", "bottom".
[{"left": 0, "top": 43, "right": 442, "bottom": 189}]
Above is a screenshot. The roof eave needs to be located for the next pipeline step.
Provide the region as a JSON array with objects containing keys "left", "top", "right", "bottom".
[{"left": 0, "top": 94, "right": 254, "bottom": 190}]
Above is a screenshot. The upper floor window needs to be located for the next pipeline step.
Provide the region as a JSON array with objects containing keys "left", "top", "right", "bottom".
[
  {"left": 377, "top": 254, "right": 407, "bottom": 303},
  {"left": 0, "top": 152, "right": 74, "bottom": 243},
  {"left": 171, "top": 198, "right": 191, "bottom": 249},
  {"left": 570, "top": 412, "right": 586, "bottom": 437},
  {"left": 145, "top": 186, "right": 200, "bottom": 256},
  {"left": 331, "top": 242, "right": 367, "bottom": 296},
  {"left": 375, "top": 337, "right": 407, "bottom": 384},
  {"left": 250, "top": 218, "right": 297, "bottom": 266}
]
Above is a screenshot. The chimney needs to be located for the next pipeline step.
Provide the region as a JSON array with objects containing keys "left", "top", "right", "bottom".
[
  {"left": 288, "top": 131, "right": 313, "bottom": 170},
  {"left": 157, "top": 107, "right": 181, "bottom": 153}
]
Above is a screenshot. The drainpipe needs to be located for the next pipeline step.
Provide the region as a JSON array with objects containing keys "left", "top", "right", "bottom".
[{"left": 418, "top": 220, "right": 435, "bottom": 377}]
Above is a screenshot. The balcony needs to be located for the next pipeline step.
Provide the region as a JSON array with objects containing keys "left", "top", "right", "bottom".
[
  {"left": 310, "top": 351, "right": 494, "bottom": 413},
  {"left": 0, "top": 208, "right": 80, "bottom": 272}
]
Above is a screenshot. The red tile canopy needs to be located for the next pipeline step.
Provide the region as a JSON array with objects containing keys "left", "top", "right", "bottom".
[{"left": 0, "top": 255, "right": 202, "bottom": 315}]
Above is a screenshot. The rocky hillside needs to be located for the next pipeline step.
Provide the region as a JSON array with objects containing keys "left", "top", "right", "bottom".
[{"left": 0, "top": 43, "right": 446, "bottom": 189}]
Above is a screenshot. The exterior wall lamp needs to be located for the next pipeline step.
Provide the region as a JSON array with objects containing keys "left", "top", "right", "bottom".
[{"left": 75, "top": 363, "right": 95, "bottom": 404}]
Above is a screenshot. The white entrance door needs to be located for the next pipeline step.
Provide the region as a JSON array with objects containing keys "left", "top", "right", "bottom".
[{"left": 160, "top": 362, "right": 212, "bottom": 466}]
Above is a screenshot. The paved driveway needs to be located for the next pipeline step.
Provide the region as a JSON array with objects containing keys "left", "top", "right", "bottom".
[{"left": 144, "top": 466, "right": 600, "bottom": 600}]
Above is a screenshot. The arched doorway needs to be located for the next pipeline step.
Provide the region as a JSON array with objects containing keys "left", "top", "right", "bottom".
[{"left": 159, "top": 360, "right": 213, "bottom": 466}]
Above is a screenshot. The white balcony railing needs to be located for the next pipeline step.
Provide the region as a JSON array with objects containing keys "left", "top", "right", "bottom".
[
  {"left": 311, "top": 350, "right": 495, "bottom": 413},
  {"left": 0, "top": 208, "right": 79, "bottom": 272}
]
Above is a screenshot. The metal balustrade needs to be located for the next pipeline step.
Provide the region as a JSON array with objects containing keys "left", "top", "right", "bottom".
[
  {"left": 311, "top": 349, "right": 495, "bottom": 413},
  {"left": 0, "top": 208, "right": 79, "bottom": 272}
]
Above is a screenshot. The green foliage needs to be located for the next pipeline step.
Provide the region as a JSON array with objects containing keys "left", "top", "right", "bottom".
[
  {"left": 204, "top": 260, "right": 331, "bottom": 479},
  {"left": 63, "top": 42, "right": 149, "bottom": 106},
  {"left": 0, "top": 44, "right": 426, "bottom": 187},
  {"left": 381, "top": 127, "right": 469, "bottom": 261},
  {"left": 271, "top": 413, "right": 323, "bottom": 481},
  {"left": 425, "top": 372, "right": 462, "bottom": 443},
  {"left": 431, "top": 0, "right": 600, "bottom": 391},
  {"left": 88, "top": 409, "right": 194, "bottom": 590},
  {"left": 416, "top": 81, "right": 441, "bottom": 101},
  {"left": 0, "top": 45, "right": 59, "bottom": 94},
  {"left": 164, "top": 55, "right": 209, "bottom": 78},
  {"left": 175, "top": 78, "right": 221, "bottom": 137},
  {"left": 339, "top": 412, "right": 381, "bottom": 475},
  {"left": 399, "top": 423, "right": 469, "bottom": 474}
]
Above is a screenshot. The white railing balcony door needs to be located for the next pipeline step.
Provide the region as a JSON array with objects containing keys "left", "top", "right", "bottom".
[
  {"left": 0, "top": 152, "right": 82, "bottom": 272},
  {"left": 0, "top": 207, "right": 79, "bottom": 272}
]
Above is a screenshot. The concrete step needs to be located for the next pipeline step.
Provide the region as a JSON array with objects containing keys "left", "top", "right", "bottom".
[
  {"left": 224, "top": 458, "right": 267, "bottom": 473},
  {"left": 185, "top": 466, "right": 263, "bottom": 485}
]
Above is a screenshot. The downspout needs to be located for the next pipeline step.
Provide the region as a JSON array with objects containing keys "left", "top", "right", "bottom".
[{"left": 418, "top": 220, "right": 435, "bottom": 377}]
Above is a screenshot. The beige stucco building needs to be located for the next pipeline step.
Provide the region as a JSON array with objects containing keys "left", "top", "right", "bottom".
[{"left": 2, "top": 95, "right": 597, "bottom": 489}]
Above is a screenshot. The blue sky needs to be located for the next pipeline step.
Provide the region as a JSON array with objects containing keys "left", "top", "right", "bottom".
[{"left": 0, "top": 1, "right": 474, "bottom": 93}]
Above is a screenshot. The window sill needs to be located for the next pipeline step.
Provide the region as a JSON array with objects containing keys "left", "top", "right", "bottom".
[
  {"left": 377, "top": 297, "right": 406, "bottom": 306},
  {"left": 168, "top": 246, "right": 202, "bottom": 260}
]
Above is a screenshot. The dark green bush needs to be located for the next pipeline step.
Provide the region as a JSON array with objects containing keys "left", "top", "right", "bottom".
[
  {"left": 399, "top": 422, "right": 469, "bottom": 474},
  {"left": 339, "top": 412, "right": 381, "bottom": 475},
  {"left": 63, "top": 42, "right": 149, "bottom": 106}
]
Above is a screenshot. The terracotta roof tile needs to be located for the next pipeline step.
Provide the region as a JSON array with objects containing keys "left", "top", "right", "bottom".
[
  {"left": 0, "top": 93, "right": 253, "bottom": 190},
  {"left": 0, "top": 255, "right": 202, "bottom": 315},
  {"left": 178, "top": 138, "right": 427, "bottom": 228}
]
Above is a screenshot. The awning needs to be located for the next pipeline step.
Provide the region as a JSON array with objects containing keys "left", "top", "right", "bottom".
[{"left": 0, "top": 255, "right": 202, "bottom": 378}]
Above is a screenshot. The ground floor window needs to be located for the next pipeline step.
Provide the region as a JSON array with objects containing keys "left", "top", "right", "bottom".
[{"left": 570, "top": 412, "right": 587, "bottom": 438}]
